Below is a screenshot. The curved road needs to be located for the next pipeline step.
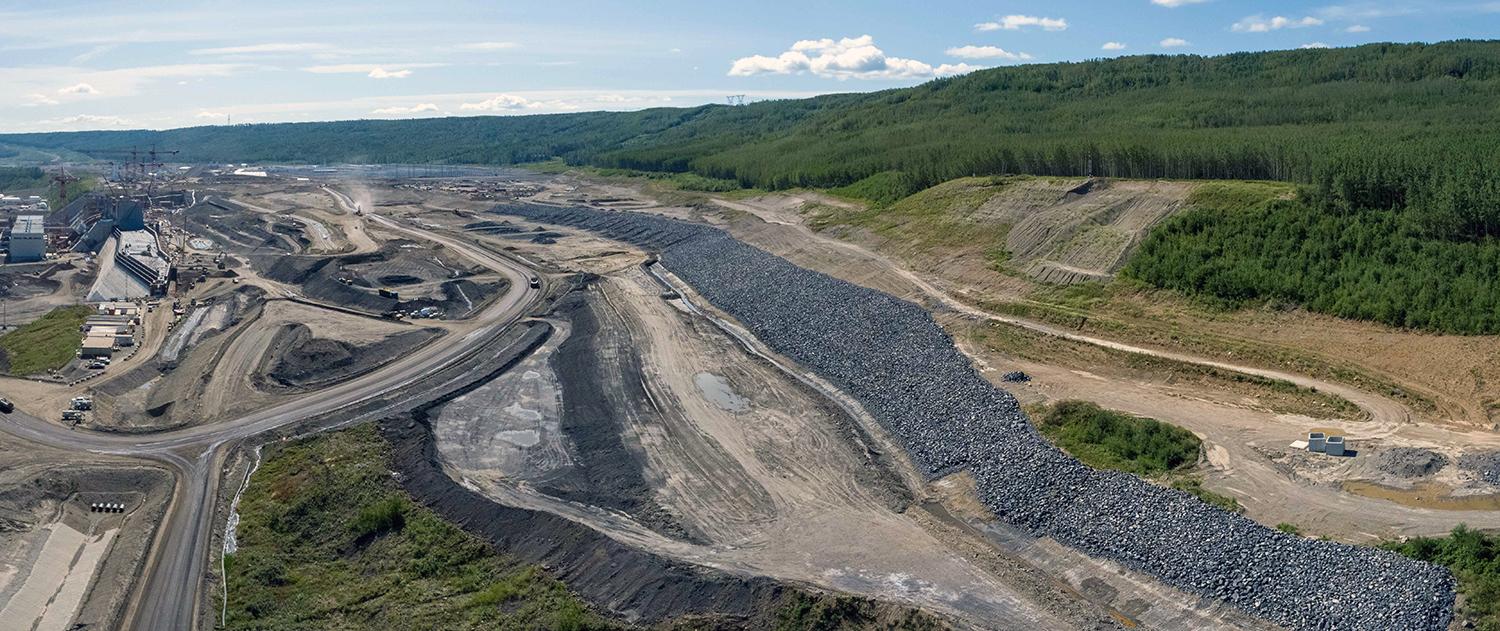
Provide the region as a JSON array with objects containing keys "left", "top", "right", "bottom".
[{"left": 0, "top": 189, "right": 542, "bottom": 631}]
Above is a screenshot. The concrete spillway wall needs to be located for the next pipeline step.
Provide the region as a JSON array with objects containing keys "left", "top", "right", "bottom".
[{"left": 490, "top": 202, "right": 1455, "bottom": 631}]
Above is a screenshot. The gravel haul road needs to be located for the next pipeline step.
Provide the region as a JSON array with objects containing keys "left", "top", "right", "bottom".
[{"left": 493, "top": 202, "right": 1456, "bottom": 631}]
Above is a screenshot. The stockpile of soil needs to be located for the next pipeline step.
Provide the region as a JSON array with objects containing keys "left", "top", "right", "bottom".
[
  {"left": 251, "top": 244, "right": 499, "bottom": 316},
  {"left": 1372, "top": 447, "right": 1449, "bottom": 479},
  {"left": 184, "top": 200, "right": 289, "bottom": 253},
  {"left": 258, "top": 324, "right": 442, "bottom": 392},
  {"left": 251, "top": 255, "right": 398, "bottom": 312}
]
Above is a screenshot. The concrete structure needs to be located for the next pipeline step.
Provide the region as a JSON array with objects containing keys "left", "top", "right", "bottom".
[
  {"left": 1308, "top": 432, "right": 1327, "bottom": 453},
  {"left": 8, "top": 214, "right": 46, "bottom": 263},
  {"left": 1325, "top": 435, "right": 1347, "bottom": 457},
  {"left": 86, "top": 229, "right": 171, "bottom": 302}
]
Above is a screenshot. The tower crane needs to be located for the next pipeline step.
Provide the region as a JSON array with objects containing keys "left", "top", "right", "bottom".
[{"left": 51, "top": 168, "right": 79, "bottom": 207}]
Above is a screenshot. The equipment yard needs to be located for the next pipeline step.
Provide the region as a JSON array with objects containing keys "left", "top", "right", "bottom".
[{"left": 0, "top": 165, "right": 1490, "bottom": 631}]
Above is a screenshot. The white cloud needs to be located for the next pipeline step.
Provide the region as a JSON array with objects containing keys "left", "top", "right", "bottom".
[
  {"left": 59, "top": 82, "right": 99, "bottom": 95},
  {"left": 1160, "top": 37, "right": 1191, "bottom": 48},
  {"left": 1151, "top": 0, "right": 1209, "bottom": 6},
  {"left": 729, "top": 35, "right": 980, "bottom": 80},
  {"left": 1301, "top": 42, "right": 1332, "bottom": 49},
  {"left": 372, "top": 103, "right": 440, "bottom": 115},
  {"left": 191, "top": 42, "right": 331, "bottom": 55},
  {"left": 1317, "top": 3, "right": 1418, "bottom": 21},
  {"left": 195, "top": 110, "right": 227, "bottom": 119},
  {"left": 455, "top": 41, "right": 520, "bottom": 51},
  {"left": 460, "top": 94, "right": 548, "bottom": 111},
  {"left": 0, "top": 64, "right": 245, "bottom": 109},
  {"left": 71, "top": 45, "right": 116, "bottom": 64},
  {"left": 1102, "top": 42, "right": 1127, "bottom": 51},
  {"left": 41, "top": 114, "right": 128, "bottom": 127},
  {"left": 23, "top": 93, "right": 59, "bottom": 106},
  {"left": 367, "top": 67, "right": 412, "bottom": 79},
  {"left": 945, "top": 45, "right": 1032, "bottom": 61},
  {"left": 975, "top": 15, "right": 1068, "bottom": 31},
  {"left": 303, "top": 63, "right": 441, "bottom": 78},
  {"left": 1232, "top": 15, "right": 1325, "bottom": 32},
  {"left": 1346, "top": 24, "right": 1372, "bottom": 32}
]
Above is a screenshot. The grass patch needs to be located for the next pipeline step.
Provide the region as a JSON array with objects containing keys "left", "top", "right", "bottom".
[
  {"left": 774, "top": 592, "right": 945, "bottom": 631},
  {"left": 1184, "top": 180, "right": 1296, "bottom": 212},
  {"left": 1383, "top": 525, "right": 1500, "bottom": 631},
  {"left": 1035, "top": 400, "right": 1201, "bottom": 476},
  {"left": 0, "top": 305, "right": 92, "bottom": 375},
  {"left": 808, "top": 176, "right": 1014, "bottom": 260},
  {"left": 222, "top": 424, "right": 617, "bottom": 630},
  {"left": 1168, "top": 476, "right": 1243, "bottom": 513},
  {"left": 827, "top": 170, "right": 918, "bottom": 206}
]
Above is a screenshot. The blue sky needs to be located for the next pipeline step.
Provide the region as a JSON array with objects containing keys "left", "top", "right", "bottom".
[{"left": 1, "top": 0, "right": 1496, "bottom": 132}]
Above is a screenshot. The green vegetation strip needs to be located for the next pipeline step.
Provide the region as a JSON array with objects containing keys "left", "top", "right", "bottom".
[
  {"left": 1385, "top": 526, "right": 1500, "bottom": 631},
  {"left": 1036, "top": 400, "right": 1200, "bottom": 476},
  {"left": 1033, "top": 400, "right": 1241, "bottom": 513},
  {"left": 222, "top": 424, "right": 610, "bottom": 631},
  {"left": 0, "top": 305, "right": 93, "bottom": 376}
]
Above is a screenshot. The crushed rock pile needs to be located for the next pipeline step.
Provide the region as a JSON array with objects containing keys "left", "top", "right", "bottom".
[
  {"left": 1458, "top": 451, "right": 1500, "bottom": 486},
  {"left": 1373, "top": 447, "right": 1449, "bottom": 479},
  {"left": 492, "top": 203, "right": 1456, "bottom": 631}
]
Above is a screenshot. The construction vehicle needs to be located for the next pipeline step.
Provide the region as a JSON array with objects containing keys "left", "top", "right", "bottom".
[
  {"left": 528, "top": 276, "right": 541, "bottom": 289},
  {"left": 0, "top": 398, "right": 13, "bottom": 414}
]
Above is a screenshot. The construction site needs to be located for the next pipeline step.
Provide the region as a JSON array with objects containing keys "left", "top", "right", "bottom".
[{"left": 0, "top": 161, "right": 1492, "bottom": 631}]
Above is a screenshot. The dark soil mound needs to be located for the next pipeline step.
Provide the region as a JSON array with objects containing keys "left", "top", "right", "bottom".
[
  {"left": 378, "top": 274, "right": 423, "bottom": 286},
  {"left": 260, "top": 324, "right": 441, "bottom": 391}
]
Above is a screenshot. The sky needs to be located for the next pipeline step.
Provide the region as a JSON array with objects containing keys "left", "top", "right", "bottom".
[{"left": 1, "top": 0, "right": 1497, "bottom": 133}]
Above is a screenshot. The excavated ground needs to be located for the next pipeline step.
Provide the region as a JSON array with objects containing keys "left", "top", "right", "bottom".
[
  {"left": 429, "top": 276, "right": 1117, "bottom": 629},
  {"left": 89, "top": 289, "right": 442, "bottom": 430},
  {"left": 249, "top": 239, "right": 504, "bottom": 317},
  {"left": 0, "top": 438, "right": 170, "bottom": 631}
]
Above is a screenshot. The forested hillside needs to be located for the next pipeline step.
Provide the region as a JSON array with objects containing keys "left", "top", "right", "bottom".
[
  {"left": 5, "top": 41, "right": 1498, "bottom": 195},
  {"left": 8, "top": 40, "right": 1500, "bottom": 332}
]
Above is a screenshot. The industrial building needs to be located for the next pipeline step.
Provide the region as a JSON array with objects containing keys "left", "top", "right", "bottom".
[{"left": 8, "top": 215, "right": 46, "bottom": 263}]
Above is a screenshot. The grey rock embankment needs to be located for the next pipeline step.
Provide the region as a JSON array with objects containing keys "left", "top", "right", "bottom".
[{"left": 491, "top": 202, "right": 1456, "bottom": 631}]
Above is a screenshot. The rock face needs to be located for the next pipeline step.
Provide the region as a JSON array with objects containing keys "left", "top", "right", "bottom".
[{"left": 492, "top": 202, "right": 1457, "bottom": 631}]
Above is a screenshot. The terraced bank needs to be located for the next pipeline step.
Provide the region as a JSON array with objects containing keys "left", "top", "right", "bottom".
[{"left": 492, "top": 202, "right": 1456, "bottom": 631}]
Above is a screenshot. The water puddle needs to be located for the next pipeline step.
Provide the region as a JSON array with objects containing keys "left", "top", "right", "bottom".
[
  {"left": 1342, "top": 480, "right": 1500, "bottom": 511},
  {"left": 695, "top": 372, "right": 749, "bottom": 413}
]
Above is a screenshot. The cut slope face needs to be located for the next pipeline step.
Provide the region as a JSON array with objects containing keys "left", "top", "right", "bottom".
[
  {"left": 983, "top": 179, "right": 1192, "bottom": 284},
  {"left": 809, "top": 176, "right": 1196, "bottom": 287}
]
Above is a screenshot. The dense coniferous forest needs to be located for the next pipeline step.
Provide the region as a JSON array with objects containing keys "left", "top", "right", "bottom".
[{"left": 7, "top": 41, "right": 1500, "bottom": 332}]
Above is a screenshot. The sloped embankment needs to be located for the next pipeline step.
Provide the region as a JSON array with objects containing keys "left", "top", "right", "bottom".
[{"left": 809, "top": 176, "right": 1199, "bottom": 286}]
